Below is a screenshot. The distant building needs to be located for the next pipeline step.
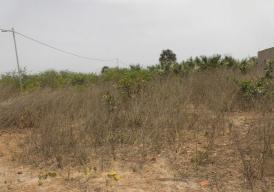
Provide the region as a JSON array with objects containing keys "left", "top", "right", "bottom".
[{"left": 258, "top": 47, "right": 274, "bottom": 65}]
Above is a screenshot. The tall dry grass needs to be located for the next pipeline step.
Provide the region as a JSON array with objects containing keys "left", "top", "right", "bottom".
[
  {"left": 0, "top": 67, "right": 273, "bottom": 190},
  {"left": 0, "top": 69, "right": 238, "bottom": 161}
]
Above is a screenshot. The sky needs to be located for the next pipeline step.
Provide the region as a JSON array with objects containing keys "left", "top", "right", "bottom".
[{"left": 1, "top": 0, "right": 274, "bottom": 74}]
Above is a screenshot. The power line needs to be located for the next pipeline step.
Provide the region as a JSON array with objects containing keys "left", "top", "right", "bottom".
[
  {"left": 1, "top": 28, "right": 139, "bottom": 68},
  {"left": 2, "top": 29, "right": 116, "bottom": 62},
  {"left": 1, "top": 28, "right": 23, "bottom": 91}
]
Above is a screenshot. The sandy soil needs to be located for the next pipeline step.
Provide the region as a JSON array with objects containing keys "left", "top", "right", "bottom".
[
  {"left": 0, "top": 130, "right": 208, "bottom": 192},
  {"left": 1, "top": 112, "right": 273, "bottom": 191}
]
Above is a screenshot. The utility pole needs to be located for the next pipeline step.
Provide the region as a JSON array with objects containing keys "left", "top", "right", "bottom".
[
  {"left": 11, "top": 27, "right": 23, "bottom": 91},
  {"left": 0, "top": 27, "right": 23, "bottom": 91},
  {"left": 116, "top": 58, "right": 119, "bottom": 68}
]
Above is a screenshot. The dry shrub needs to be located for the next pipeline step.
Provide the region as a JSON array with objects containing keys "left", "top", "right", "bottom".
[
  {"left": 1, "top": 68, "right": 274, "bottom": 191},
  {"left": 0, "top": 69, "right": 236, "bottom": 166},
  {"left": 229, "top": 101, "right": 274, "bottom": 190},
  {"left": 0, "top": 85, "right": 19, "bottom": 102}
]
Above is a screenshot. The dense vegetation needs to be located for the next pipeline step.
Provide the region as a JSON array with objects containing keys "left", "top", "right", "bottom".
[
  {"left": 1, "top": 50, "right": 274, "bottom": 191},
  {"left": 0, "top": 51, "right": 259, "bottom": 92}
]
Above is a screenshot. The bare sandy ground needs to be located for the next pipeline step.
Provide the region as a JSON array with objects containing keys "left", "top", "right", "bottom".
[
  {"left": 0, "top": 130, "right": 208, "bottom": 192},
  {"left": 2, "top": 112, "right": 273, "bottom": 191}
]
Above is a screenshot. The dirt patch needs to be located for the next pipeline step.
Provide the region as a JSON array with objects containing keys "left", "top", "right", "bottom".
[{"left": 0, "top": 130, "right": 207, "bottom": 192}]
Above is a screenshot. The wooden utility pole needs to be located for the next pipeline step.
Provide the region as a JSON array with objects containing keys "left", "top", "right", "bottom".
[
  {"left": 11, "top": 27, "right": 23, "bottom": 91},
  {"left": 0, "top": 27, "right": 23, "bottom": 91}
]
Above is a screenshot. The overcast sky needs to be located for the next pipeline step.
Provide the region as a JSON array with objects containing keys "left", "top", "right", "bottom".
[{"left": 1, "top": 0, "right": 274, "bottom": 73}]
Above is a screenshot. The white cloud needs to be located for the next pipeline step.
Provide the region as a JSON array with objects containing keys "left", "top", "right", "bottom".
[{"left": 1, "top": 0, "right": 274, "bottom": 73}]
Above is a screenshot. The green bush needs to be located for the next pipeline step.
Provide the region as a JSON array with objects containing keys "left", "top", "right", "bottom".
[
  {"left": 0, "top": 70, "right": 98, "bottom": 91},
  {"left": 239, "top": 80, "right": 266, "bottom": 98},
  {"left": 238, "top": 60, "right": 274, "bottom": 99},
  {"left": 0, "top": 55, "right": 263, "bottom": 95}
]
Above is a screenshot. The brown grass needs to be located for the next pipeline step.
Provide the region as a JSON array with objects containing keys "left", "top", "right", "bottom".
[{"left": 1, "top": 68, "right": 274, "bottom": 191}]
